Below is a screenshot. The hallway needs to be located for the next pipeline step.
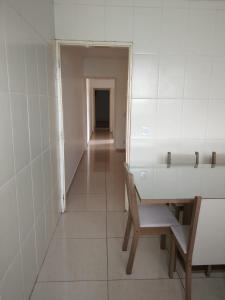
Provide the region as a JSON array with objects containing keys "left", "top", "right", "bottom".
[{"left": 30, "top": 133, "right": 225, "bottom": 300}]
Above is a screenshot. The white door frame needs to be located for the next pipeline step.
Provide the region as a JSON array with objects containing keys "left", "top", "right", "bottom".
[{"left": 55, "top": 40, "right": 133, "bottom": 213}]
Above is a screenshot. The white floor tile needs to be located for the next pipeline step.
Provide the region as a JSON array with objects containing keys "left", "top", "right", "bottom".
[
  {"left": 106, "top": 163, "right": 125, "bottom": 173},
  {"left": 38, "top": 238, "right": 107, "bottom": 281},
  {"left": 108, "top": 279, "right": 184, "bottom": 300},
  {"left": 106, "top": 173, "right": 125, "bottom": 196},
  {"left": 211, "top": 271, "right": 225, "bottom": 278},
  {"left": 66, "top": 194, "right": 106, "bottom": 212},
  {"left": 31, "top": 281, "right": 108, "bottom": 300},
  {"left": 108, "top": 237, "right": 173, "bottom": 280},
  {"left": 192, "top": 278, "right": 225, "bottom": 300},
  {"left": 71, "top": 171, "right": 106, "bottom": 194},
  {"left": 77, "top": 160, "right": 106, "bottom": 173},
  {"left": 107, "top": 211, "right": 128, "bottom": 238},
  {"left": 107, "top": 191, "right": 125, "bottom": 211},
  {"left": 54, "top": 212, "right": 106, "bottom": 238}
]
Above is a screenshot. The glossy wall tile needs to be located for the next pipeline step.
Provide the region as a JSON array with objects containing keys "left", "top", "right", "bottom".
[
  {"left": 54, "top": 0, "right": 225, "bottom": 166},
  {"left": 0, "top": 0, "right": 59, "bottom": 299}
]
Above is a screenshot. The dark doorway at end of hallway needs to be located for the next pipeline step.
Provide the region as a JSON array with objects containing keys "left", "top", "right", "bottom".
[{"left": 95, "top": 89, "right": 110, "bottom": 130}]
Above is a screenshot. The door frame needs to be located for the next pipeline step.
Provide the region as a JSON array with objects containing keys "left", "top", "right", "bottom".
[
  {"left": 86, "top": 77, "right": 116, "bottom": 142},
  {"left": 55, "top": 40, "right": 133, "bottom": 213}
]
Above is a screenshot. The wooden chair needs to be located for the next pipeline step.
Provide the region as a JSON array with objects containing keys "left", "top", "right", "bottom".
[
  {"left": 167, "top": 152, "right": 199, "bottom": 168},
  {"left": 211, "top": 152, "right": 225, "bottom": 167},
  {"left": 211, "top": 151, "right": 216, "bottom": 166},
  {"left": 169, "top": 197, "right": 225, "bottom": 300},
  {"left": 122, "top": 164, "right": 179, "bottom": 274},
  {"left": 167, "top": 152, "right": 199, "bottom": 221}
]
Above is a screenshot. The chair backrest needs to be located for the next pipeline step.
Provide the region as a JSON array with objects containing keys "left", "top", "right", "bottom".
[
  {"left": 124, "top": 164, "right": 140, "bottom": 228},
  {"left": 192, "top": 198, "right": 225, "bottom": 265},
  {"left": 167, "top": 152, "right": 199, "bottom": 168},
  {"left": 211, "top": 152, "right": 225, "bottom": 167},
  {"left": 186, "top": 196, "right": 202, "bottom": 261}
]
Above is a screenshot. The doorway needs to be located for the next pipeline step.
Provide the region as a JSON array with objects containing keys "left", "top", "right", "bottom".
[
  {"left": 56, "top": 41, "right": 132, "bottom": 213},
  {"left": 95, "top": 89, "right": 110, "bottom": 130},
  {"left": 86, "top": 78, "right": 115, "bottom": 143}
]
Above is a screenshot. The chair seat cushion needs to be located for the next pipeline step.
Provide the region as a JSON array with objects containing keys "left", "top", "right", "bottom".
[
  {"left": 171, "top": 225, "right": 189, "bottom": 254},
  {"left": 138, "top": 204, "right": 179, "bottom": 228}
]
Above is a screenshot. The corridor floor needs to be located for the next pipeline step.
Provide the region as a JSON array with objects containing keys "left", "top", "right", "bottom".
[{"left": 31, "top": 132, "right": 225, "bottom": 300}]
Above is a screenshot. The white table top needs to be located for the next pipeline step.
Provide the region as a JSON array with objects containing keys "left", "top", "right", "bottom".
[{"left": 129, "top": 164, "right": 225, "bottom": 202}]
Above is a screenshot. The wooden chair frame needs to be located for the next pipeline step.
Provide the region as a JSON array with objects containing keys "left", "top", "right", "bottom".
[
  {"left": 122, "top": 164, "right": 171, "bottom": 274},
  {"left": 211, "top": 151, "right": 225, "bottom": 168},
  {"left": 169, "top": 196, "right": 202, "bottom": 300},
  {"left": 211, "top": 151, "right": 216, "bottom": 167},
  {"left": 166, "top": 152, "right": 199, "bottom": 222},
  {"left": 167, "top": 152, "right": 199, "bottom": 168}
]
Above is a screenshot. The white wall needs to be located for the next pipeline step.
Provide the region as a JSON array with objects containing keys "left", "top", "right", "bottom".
[
  {"left": 61, "top": 46, "right": 86, "bottom": 192},
  {"left": 0, "top": 1, "right": 60, "bottom": 299},
  {"left": 87, "top": 78, "right": 115, "bottom": 141},
  {"left": 54, "top": 0, "right": 225, "bottom": 165},
  {"left": 84, "top": 57, "right": 128, "bottom": 149}
]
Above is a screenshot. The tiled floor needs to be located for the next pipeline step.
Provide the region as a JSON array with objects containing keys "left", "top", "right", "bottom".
[{"left": 30, "top": 132, "right": 225, "bottom": 300}]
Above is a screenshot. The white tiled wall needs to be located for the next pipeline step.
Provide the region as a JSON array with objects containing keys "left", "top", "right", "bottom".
[
  {"left": 54, "top": 0, "right": 225, "bottom": 165},
  {"left": 105, "top": 6, "right": 133, "bottom": 41},
  {"left": 0, "top": 1, "right": 60, "bottom": 299}
]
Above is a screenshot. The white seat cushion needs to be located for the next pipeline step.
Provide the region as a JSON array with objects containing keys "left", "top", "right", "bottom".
[
  {"left": 138, "top": 205, "right": 179, "bottom": 228},
  {"left": 171, "top": 225, "right": 189, "bottom": 254}
]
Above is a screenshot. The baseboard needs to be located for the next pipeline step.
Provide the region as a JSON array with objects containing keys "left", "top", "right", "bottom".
[{"left": 65, "top": 150, "right": 85, "bottom": 197}]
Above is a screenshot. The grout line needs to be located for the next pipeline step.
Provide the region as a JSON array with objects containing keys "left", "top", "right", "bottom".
[
  {"left": 37, "top": 280, "right": 108, "bottom": 283},
  {"left": 59, "top": 211, "right": 107, "bottom": 214},
  {"left": 6, "top": 0, "right": 51, "bottom": 44},
  {"left": 66, "top": 210, "right": 107, "bottom": 212},
  {"left": 66, "top": 210, "right": 124, "bottom": 212},
  {"left": 109, "top": 277, "right": 181, "bottom": 282},
  {"left": 52, "top": 237, "right": 108, "bottom": 240},
  {"left": 29, "top": 214, "right": 61, "bottom": 299},
  {"left": 36, "top": 277, "right": 182, "bottom": 284},
  {"left": 3, "top": 14, "right": 27, "bottom": 300}
]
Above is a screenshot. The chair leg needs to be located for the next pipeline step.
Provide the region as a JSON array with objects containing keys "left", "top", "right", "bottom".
[
  {"left": 160, "top": 235, "right": 166, "bottom": 250},
  {"left": 175, "top": 206, "right": 181, "bottom": 221},
  {"left": 122, "top": 212, "right": 132, "bottom": 251},
  {"left": 205, "top": 265, "right": 212, "bottom": 277},
  {"left": 126, "top": 234, "right": 139, "bottom": 275},
  {"left": 185, "top": 263, "right": 192, "bottom": 300},
  {"left": 169, "top": 238, "right": 176, "bottom": 278}
]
